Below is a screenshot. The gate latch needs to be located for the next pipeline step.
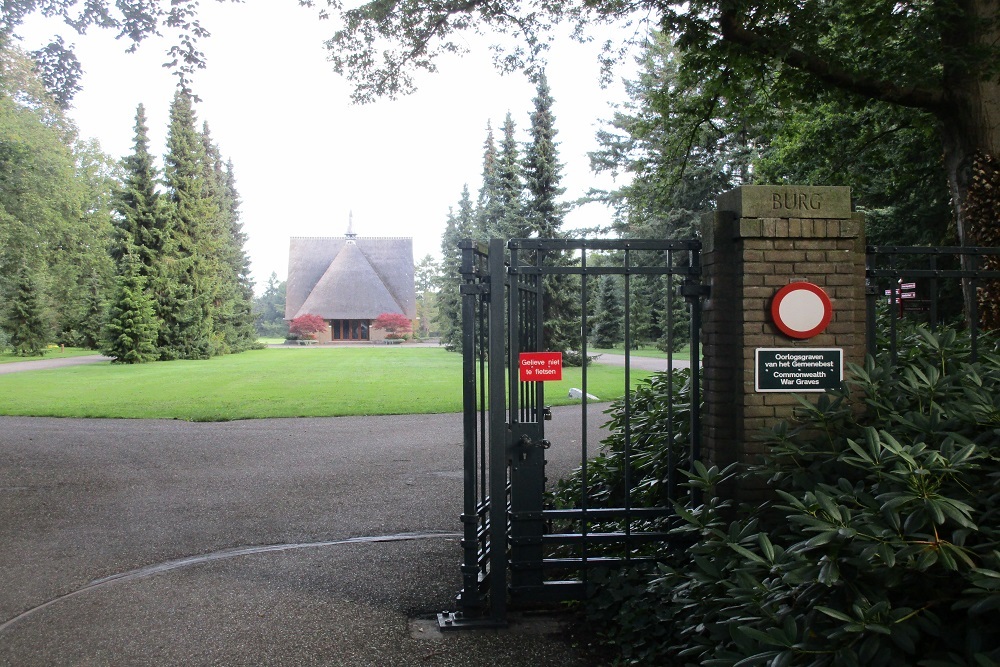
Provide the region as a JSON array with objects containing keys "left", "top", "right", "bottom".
[
  {"left": 543, "top": 405, "right": 552, "bottom": 421},
  {"left": 517, "top": 434, "right": 551, "bottom": 455}
]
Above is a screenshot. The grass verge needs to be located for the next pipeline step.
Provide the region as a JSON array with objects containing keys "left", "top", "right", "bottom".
[{"left": 0, "top": 347, "right": 651, "bottom": 421}]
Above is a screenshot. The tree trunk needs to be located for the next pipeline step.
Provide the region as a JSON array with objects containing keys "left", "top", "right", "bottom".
[{"left": 937, "top": 0, "right": 1000, "bottom": 328}]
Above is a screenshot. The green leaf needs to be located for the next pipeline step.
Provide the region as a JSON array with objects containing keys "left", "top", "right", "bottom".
[
  {"left": 729, "top": 542, "right": 766, "bottom": 564},
  {"left": 758, "top": 533, "right": 775, "bottom": 562},
  {"left": 816, "top": 605, "right": 853, "bottom": 622}
]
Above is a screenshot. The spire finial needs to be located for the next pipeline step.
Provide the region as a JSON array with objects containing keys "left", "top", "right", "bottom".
[{"left": 346, "top": 211, "right": 357, "bottom": 244}]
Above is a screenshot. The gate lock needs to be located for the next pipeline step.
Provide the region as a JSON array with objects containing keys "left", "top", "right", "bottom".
[{"left": 517, "top": 434, "right": 551, "bottom": 459}]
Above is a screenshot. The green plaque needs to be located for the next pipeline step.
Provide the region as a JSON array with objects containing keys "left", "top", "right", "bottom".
[{"left": 756, "top": 348, "right": 843, "bottom": 392}]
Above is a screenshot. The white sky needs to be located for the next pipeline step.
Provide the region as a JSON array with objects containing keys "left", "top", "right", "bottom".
[{"left": 21, "top": 1, "right": 639, "bottom": 292}]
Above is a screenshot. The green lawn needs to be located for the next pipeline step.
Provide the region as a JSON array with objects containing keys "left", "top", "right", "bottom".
[
  {"left": 0, "top": 346, "right": 98, "bottom": 364},
  {"left": 0, "top": 347, "right": 650, "bottom": 421}
]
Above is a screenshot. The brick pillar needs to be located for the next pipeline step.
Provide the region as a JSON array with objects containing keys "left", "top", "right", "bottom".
[{"left": 700, "top": 186, "right": 866, "bottom": 501}]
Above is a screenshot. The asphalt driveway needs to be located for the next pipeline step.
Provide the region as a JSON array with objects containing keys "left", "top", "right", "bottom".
[{"left": 0, "top": 408, "right": 609, "bottom": 666}]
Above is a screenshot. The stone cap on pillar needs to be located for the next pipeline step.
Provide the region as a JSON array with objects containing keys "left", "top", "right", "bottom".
[{"left": 717, "top": 185, "right": 852, "bottom": 220}]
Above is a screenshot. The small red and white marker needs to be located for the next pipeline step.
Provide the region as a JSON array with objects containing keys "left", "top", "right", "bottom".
[{"left": 771, "top": 282, "right": 833, "bottom": 339}]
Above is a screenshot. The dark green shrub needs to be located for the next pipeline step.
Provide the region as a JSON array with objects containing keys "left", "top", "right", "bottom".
[
  {"left": 553, "top": 368, "right": 697, "bottom": 511},
  {"left": 565, "top": 324, "right": 1000, "bottom": 666}
]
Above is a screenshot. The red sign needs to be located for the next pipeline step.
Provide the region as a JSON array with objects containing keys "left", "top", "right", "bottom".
[
  {"left": 771, "top": 282, "right": 833, "bottom": 339},
  {"left": 519, "top": 352, "right": 563, "bottom": 382}
]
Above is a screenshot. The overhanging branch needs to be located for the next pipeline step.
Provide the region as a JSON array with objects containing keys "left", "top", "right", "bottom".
[{"left": 718, "top": 8, "right": 946, "bottom": 114}]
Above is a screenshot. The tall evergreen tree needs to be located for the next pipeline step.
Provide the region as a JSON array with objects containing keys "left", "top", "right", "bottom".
[
  {"left": 103, "top": 248, "right": 159, "bottom": 363},
  {"left": 414, "top": 253, "right": 440, "bottom": 338},
  {"left": 253, "top": 272, "right": 287, "bottom": 337},
  {"left": 491, "top": 112, "right": 527, "bottom": 240},
  {"left": 592, "top": 275, "right": 624, "bottom": 349},
  {"left": 113, "top": 103, "right": 168, "bottom": 350},
  {"left": 6, "top": 265, "right": 48, "bottom": 356},
  {"left": 524, "top": 72, "right": 567, "bottom": 239},
  {"left": 114, "top": 104, "right": 168, "bottom": 272},
  {"left": 523, "top": 75, "right": 581, "bottom": 362},
  {"left": 437, "top": 185, "right": 475, "bottom": 351},
  {"left": 475, "top": 121, "right": 501, "bottom": 242},
  {"left": 201, "top": 125, "right": 257, "bottom": 354},
  {"left": 222, "top": 159, "right": 258, "bottom": 351},
  {"left": 160, "top": 88, "right": 217, "bottom": 360}
]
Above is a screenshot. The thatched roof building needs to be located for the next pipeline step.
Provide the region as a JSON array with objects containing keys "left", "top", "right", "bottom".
[{"left": 285, "top": 222, "right": 415, "bottom": 342}]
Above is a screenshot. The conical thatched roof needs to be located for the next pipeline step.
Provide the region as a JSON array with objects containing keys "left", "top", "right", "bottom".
[{"left": 285, "top": 236, "right": 415, "bottom": 321}]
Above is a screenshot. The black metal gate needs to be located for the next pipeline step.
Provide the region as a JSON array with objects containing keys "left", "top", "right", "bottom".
[{"left": 440, "top": 237, "right": 705, "bottom": 628}]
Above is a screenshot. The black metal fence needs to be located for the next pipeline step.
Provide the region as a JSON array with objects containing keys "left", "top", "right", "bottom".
[
  {"left": 444, "top": 237, "right": 704, "bottom": 628},
  {"left": 866, "top": 246, "right": 1000, "bottom": 361}
]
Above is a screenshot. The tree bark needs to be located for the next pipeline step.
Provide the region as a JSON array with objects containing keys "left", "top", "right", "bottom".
[{"left": 937, "top": 0, "right": 1000, "bottom": 326}]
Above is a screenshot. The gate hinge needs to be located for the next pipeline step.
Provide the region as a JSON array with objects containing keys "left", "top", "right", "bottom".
[
  {"left": 680, "top": 284, "right": 710, "bottom": 299},
  {"left": 460, "top": 283, "right": 490, "bottom": 296}
]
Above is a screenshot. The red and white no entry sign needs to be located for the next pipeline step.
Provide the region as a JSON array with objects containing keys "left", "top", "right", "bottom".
[{"left": 771, "top": 282, "right": 832, "bottom": 339}]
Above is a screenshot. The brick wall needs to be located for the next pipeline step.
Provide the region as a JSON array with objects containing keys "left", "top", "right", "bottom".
[{"left": 701, "top": 187, "right": 866, "bottom": 501}]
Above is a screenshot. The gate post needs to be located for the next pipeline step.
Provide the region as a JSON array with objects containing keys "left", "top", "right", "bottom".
[{"left": 700, "top": 186, "right": 866, "bottom": 501}]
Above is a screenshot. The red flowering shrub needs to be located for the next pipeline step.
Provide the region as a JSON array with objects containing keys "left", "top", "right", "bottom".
[
  {"left": 372, "top": 312, "right": 412, "bottom": 339},
  {"left": 288, "top": 314, "right": 327, "bottom": 339}
]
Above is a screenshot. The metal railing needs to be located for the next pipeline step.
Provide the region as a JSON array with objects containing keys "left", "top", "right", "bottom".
[
  {"left": 444, "top": 237, "right": 705, "bottom": 628},
  {"left": 866, "top": 246, "right": 1000, "bottom": 362}
]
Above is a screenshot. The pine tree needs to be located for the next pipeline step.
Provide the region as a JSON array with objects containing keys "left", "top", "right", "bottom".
[
  {"left": 201, "top": 125, "right": 257, "bottom": 354},
  {"left": 475, "top": 121, "right": 501, "bottom": 242},
  {"left": 114, "top": 104, "right": 168, "bottom": 275},
  {"left": 437, "top": 185, "right": 475, "bottom": 351},
  {"left": 253, "top": 272, "right": 287, "bottom": 337},
  {"left": 491, "top": 112, "right": 527, "bottom": 240},
  {"left": 112, "top": 103, "right": 167, "bottom": 354},
  {"left": 76, "top": 271, "right": 107, "bottom": 349},
  {"left": 221, "top": 159, "right": 258, "bottom": 351},
  {"left": 7, "top": 266, "right": 49, "bottom": 356},
  {"left": 103, "top": 248, "right": 159, "bottom": 364},
  {"left": 593, "top": 275, "right": 624, "bottom": 349},
  {"left": 524, "top": 73, "right": 567, "bottom": 239},
  {"left": 523, "top": 74, "right": 582, "bottom": 362},
  {"left": 414, "top": 253, "right": 440, "bottom": 338},
  {"left": 160, "top": 88, "right": 216, "bottom": 360}
]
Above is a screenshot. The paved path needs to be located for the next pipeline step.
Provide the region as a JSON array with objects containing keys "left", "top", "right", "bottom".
[
  {"left": 0, "top": 407, "right": 610, "bottom": 666},
  {"left": 590, "top": 352, "right": 691, "bottom": 372},
  {"left": 0, "top": 354, "right": 111, "bottom": 375},
  {"left": 0, "top": 349, "right": 684, "bottom": 375}
]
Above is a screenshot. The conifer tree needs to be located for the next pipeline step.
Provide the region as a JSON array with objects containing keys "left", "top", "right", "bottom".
[
  {"left": 220, "top": 158, "right": 258, "bottom": 351},
  {"left": 114, "top": 104, "right": 168, "bottom": 274},
  {"left": 524, "top": 73, "right": 567, "bottom": 239},
  {"left": 593, "top": 275, "right": 624, "bottom": 349},
  {"left": 253, "top": 272, "right": 287, "bottom": 337},
  {"left": 76, "top": 271, "right": 108, "bottom": 349},
  {"left": 437, "top": 185, "right": 476, "bottom": 351},
  {"left": 160, "top": 88, "right": 216, "bottom": 360},
  {"left": 103, "top": 248, "right": 159, "bottom": 363},
  {"left": 523, "top": 75, "right": 582, "bottom": 362},
  {"left": 113, "top": 103, "right": 168, "bottom": 351},
  {"left": 491, "top": 112, "right": 527, "bottom": 240},
  {"left": 6, "top": 266, "right": 49, "bottom": 356},
  {"left": 475, "top": 121, "right": 501, "bottom": 241},
  {"left": 200, "top": 125, "right": 257, "bottom": 354}
]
